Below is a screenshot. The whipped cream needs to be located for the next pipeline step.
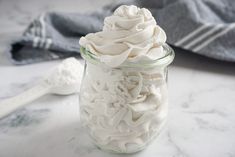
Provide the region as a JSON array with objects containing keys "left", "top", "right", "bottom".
[
  {"left": 80, "top": 63, "right": 168, "bottom": 153},
  {"left": 79, "top": 5, "right": 167, "bottom": 67},
  {"left": 79, "top": 5, "right": 170, "bottom": 153}
]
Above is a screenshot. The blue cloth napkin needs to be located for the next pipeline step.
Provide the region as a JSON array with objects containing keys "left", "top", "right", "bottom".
[{"left": 10, "top": 0, "right": 235, "bottom": 64}]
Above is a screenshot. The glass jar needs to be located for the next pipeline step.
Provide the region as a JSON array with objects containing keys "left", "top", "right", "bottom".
[{"left": 79, "top": 44, "right": 174, "bottom": 153}]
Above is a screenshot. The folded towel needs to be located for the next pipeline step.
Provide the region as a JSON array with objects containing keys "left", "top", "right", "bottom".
[{"left": 10, "top": 0, "right": 235, "bottom": 64}]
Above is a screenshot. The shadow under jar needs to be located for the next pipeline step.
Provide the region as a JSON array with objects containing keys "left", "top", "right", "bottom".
[{"left": 79, "top": 44, "right": 174, "bottom": 154}]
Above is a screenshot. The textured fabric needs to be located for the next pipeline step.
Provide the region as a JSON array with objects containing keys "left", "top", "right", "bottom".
[{"left": 10, "top": 0, "right": 235, "bottom": 64}]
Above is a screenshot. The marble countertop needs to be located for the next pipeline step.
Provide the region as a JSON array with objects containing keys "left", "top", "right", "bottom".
[{"left": 0, "top": 0, "right": 235, "bottom": 157}]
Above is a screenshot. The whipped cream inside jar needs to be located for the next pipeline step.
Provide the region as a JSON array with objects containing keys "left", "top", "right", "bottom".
[{"left": 79, "top": 5, "right": 174, "bottom": 153}]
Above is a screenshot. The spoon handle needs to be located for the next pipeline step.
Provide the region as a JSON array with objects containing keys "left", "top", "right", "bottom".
[{"left": 0, "top": 82, "right": 50, "bottom": 119}]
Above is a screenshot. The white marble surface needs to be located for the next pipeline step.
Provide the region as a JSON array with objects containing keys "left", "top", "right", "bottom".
[{"left": 0, "top": 0, "right": 235, "bottom": 157}]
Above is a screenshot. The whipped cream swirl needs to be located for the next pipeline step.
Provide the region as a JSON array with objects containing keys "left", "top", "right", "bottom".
[
  {"left": 80, "top": 63, "right": 168, "bottom": 153},
  {"left": 79, "top": 5, "right": 167, "bottom": 67},
  {"left": 79, "top": 5, "right": 170, "bottom": 153}
]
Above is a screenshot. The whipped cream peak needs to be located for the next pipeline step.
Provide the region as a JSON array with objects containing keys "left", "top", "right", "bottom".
[
  {"left": 104, "top": 5, "right": 156, "bottom": 32},
  {"left": 113, "top": 5, "right": 154, "bottom": 22},
  {"left": 79, "top": 5, "right": 167, "bottom": 67}
]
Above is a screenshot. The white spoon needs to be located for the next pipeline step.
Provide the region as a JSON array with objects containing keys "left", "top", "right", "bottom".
[{"left": 0, "top": 57, "right": 83, "bottom": 119}]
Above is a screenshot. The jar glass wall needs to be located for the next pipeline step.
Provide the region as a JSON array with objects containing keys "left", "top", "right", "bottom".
[{"left": 79, "top": 44, "right": 174, "bottom": 153}]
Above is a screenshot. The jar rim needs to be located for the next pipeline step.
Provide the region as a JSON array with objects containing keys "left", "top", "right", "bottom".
[{"left": 80, "top": 44, "right": 175, "bottom": 69}]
